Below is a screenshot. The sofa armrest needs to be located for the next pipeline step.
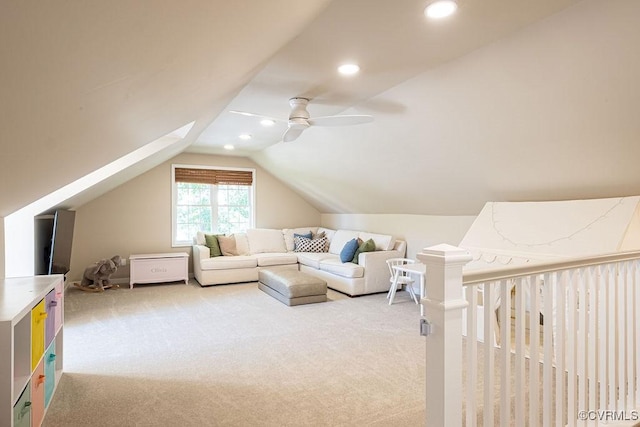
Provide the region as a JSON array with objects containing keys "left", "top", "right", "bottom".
[
  {"left": 192, "top": 245, "right": 210, "bottom": 275},
  {"left": 358, "top": 242, "right": 406, "bottom": 293},
  {"left": 193, "top": 244, "right": 210, "bottom": 260},
  {"left": 358, "top": 240, "right": 406, "bottom": 267},
  {"left": 358, "top": 249, "right": 402, "bottom": 271}
]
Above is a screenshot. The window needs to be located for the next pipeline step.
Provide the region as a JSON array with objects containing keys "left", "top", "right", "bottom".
[{"left": 171, "top": 165, "right": 255, "bottom": 246}]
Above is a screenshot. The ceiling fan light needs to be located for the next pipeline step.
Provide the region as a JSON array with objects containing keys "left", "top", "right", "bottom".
[
  {"left": 289, "top": 118, "right": 310, "bottom": 129},
  {"left": 238, "top": 133, "right": 252, "bottom": 140},
  {"left": 338, "top": 63, "right": 360, "bottom": 76},
  {"left": 260, "top": 119, "right": 275, "bottom": 127},
  {"left": 425, "top": 0, "right": 457, "bottom": 19}
]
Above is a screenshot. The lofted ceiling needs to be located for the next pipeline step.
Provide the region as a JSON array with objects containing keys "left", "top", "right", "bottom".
[
  {"left": 3, "top": 0, "right": 640, "bottom": 219},
  {"left": 192, "top": 0, "right": 580, "bottom": 153},
  {"left": 189, "top": 0, "right": 640, "bottom": 215}
]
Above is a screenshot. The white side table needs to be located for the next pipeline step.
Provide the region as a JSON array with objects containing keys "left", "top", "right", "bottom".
[{"left": 129, "top": 252, "right": 189, "bottom": 289}]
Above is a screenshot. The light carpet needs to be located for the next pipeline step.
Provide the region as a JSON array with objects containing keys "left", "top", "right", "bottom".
[{"left": 43, "top": 281, "right": 426, "bottom": 426}]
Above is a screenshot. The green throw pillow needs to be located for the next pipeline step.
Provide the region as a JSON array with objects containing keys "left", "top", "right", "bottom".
[
  {"left": 204, "top": 234, "right": 223, "bottom": 257},
  {"left": 352, "top": 238, "right": 376, "bottom": 264}
]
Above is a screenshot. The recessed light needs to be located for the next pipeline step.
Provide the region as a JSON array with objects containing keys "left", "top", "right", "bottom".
[
  {"left": 224, "top": 144, "right": 234, "bottom": 150},
  {"left": 238, "top": 134, "right": 252, "bottom": 140},
  {"left": 338, "top": 63, "right": 360, "bottom": 76},
  {"left": 260, "top": 119, "right": 275, "bottom": 127},
  {"left": 424, "top": 0, "right": 457, "bottom": 19}
]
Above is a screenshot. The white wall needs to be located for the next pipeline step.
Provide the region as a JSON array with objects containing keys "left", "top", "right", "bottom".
[
  {"left": 320, "top": 214, "right": 476, "bottom": 259},
  {"left": 0, "top": 219, "right": 4, "bottom": 278},
  {"left": 69, "top": 153, "right": 320, "bottom": 282}
]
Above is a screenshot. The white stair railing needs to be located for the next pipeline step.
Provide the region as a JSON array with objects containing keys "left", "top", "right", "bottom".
[
  {"left": 418, "top": 246, "right": 640, "bottom": 426},
  {"left": 419, "top": 244, "right": 472, "bottom": 426}
]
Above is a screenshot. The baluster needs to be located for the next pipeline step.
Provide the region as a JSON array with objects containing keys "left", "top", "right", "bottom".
[
  {"left": 567, "top": 269, "right": 578, "bottom": 427},
  {"left": 542, "top": 272, "right": 553, "bottom": 427},
  {"left": 483, "top": 281, "right": 495, "bottom": 426},
  {"left": 515, "top": 277, "right": 526, "bottom": 425},
  {"left": 578, "top": 267, "right": 588, "bottom": 426},
  {"left": 556, "top": 270, "right": 567, "bottom": 426},
  {"left": 624, "top": 261, "right": 634, "bottom": 409},
  {"left": 499, "top": 279, "right": 511, "bottom": 425},
  {"left": 587, "top": 266, "right": 597, "bottom": 413},
  {"left": 465, "top": 285, "right": 477, "bottom": 427},
  {"left": 463, "top": 285, "right": 478, "bottom": 427},
  {"left": 618, "top": 262, "right": 627, "bottom": 409},
  {"left": 529, "top": 275, "right": 540, "bottom": 427},
  {"left": 608, "top": 263, "right": 617, "bottom": 410},
  {"left": 597, "top": 264, "right": 608, "bottom": 413}
]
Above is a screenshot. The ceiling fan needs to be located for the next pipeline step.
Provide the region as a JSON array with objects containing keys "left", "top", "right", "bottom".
[{"left": 230, "top": 97, "right": 374, "bottom": 142}]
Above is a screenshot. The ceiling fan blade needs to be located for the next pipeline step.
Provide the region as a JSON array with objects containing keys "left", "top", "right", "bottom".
[
  {"left": 229, "top": 110, "right": 281, "bottom": 122},
  {"left": 308, "top": 115, "right": 374, "bottom": 127},
  {"left": 282, "top": 126, "right": 306, "bottom": 142}
]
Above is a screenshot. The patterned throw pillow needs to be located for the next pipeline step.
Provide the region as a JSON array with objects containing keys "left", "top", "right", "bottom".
[
  {"left": 293, "top": 232, "right": 312, "bottom": 250},
  {"left": 311, "top": 230, "right": 329, "bottom": 251},
  {"left": 294, "top": 236, "right": 328, "bottom": 253}
]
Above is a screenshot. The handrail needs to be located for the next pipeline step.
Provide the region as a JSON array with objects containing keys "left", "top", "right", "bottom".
[{"left": 462, "top": 249, "right": 640, "bottom": 285}]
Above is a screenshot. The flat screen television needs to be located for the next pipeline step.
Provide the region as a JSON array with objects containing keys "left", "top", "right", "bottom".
[{"left": 48, "top": 209, "right": 76, "bottom": 275}]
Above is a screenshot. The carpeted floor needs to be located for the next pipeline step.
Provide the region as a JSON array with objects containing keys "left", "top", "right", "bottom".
[{"left": 42, "top": 280, "right": 427, "bottom": 426}]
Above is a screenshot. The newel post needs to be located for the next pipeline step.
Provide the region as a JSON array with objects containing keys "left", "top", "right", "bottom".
[{"left": 417, "top": 244, "right": 472, "bottom": 427}]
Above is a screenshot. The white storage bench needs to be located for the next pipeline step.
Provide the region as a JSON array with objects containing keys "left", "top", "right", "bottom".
[{"left": 129, "top": 252, "right": 189, "bottom": 289}]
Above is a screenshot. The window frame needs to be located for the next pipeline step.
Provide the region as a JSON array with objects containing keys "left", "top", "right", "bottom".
[{"left": 171, "top": 164, "right": 256, "bottom": 247}]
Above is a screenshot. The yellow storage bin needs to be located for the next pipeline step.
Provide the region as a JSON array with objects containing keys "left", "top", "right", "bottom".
[{"left": 31, "top": 300, "right": 47, "bottom": 371}]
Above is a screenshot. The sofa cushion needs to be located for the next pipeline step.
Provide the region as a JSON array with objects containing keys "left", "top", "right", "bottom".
[
  {"left": 358, "top": 232, "right": 395, "bottom": 251},
  {"left": 318, "top": 258, "right": 365, "bottom": 278},
  {"left": 204, "top": 234, "right": 223, "bottom": 257},
  {"left": 235, "top": 232, "right": 250, "bottom": 255},
  {"left": 200, "top": 255, "right": 257, "bottom": 270},
  {"left": 352, "top": 238, "right": 376, "bottom": 264},
  {"left": 283, "top": 227, "right": 318, "bottom": 251},
  {"left": 247, "top": 228, "right": 287, "bottom": 254},
  {"left": 296, "top": 252, "right": 336, "bottom": 269},
  {"left": 317, "top": 227, "right": 336, "bottom": 243},
  {"left": 329, "top": 229, "right": 360, "bottom": 255},
  {"left": 195, "top": 231, "right": 206, "bottom": 245},
  {"left": 294, "top": 236, "right": 328, "bottom": 253},
  {"left": 340, "top": 238, "right": 360, "bottom": 262},
  {"left": 254, "top": 252, "right": 299, "bottom": 267},
  {"left": 218, "top": 235, "right": 238, "bottom": 256}
]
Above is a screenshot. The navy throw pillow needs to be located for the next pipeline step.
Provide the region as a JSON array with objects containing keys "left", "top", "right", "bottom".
[{"left": 340, "top": 238, "right": 360, "bottom": 263}]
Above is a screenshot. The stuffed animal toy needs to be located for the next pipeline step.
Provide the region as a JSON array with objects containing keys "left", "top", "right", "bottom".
[{"left": 76, "top": 255, "right": 122, "bottom": 292}]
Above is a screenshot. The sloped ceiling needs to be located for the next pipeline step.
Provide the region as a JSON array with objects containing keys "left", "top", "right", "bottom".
[
  {"left": 3, "top": 0, "right": 640, "bottom": 218},
  {"left": 0, "top": 0, "right": 332, "bottom": 217},
  {"left": 191, "top": 0, "right": 640, "bottom": 215}
]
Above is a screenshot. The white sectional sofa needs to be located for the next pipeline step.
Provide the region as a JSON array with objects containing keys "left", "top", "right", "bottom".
[{"left": 192, "top": 227, "right": 407, "bottom": 296}]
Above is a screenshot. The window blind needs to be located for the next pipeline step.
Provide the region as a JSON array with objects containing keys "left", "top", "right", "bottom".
[{"left": 174, "top": 168, "right": 253, "bottom": 186}]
